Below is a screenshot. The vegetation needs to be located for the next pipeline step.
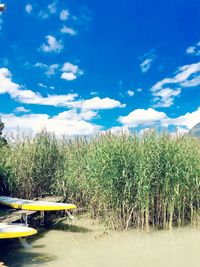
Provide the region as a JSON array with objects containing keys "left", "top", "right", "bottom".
[
  {"left": 0, "top": 119, "right": 8, "bottom": 195},
  {"left": 0, "top": 119, "right": 7, "bottom": 147},
  {"left": 0, "top": 130, "right": 199, "bottom": 230}
]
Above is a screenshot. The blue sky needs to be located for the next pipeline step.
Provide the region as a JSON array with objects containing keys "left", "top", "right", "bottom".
[{"left": 0, "top": 0, "right": 200, "bottom": 135}]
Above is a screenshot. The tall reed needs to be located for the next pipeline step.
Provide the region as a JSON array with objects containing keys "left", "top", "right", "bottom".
[{"left": 0, "top": 130, "right": 199, "bottom": 229}]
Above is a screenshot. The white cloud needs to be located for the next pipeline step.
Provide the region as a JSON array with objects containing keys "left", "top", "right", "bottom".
[
  {"left": 40, "top": 35, "right": 63, "bottom": 53},
  {"left": 61, "top": 72, "right": 76, "bottom": 81},
  {"left": 36, "top": 62, "right": 82, "bottom": 80},
  {"left": 137, "top": 88, "right": 142, "bottom": 92},
  {"left": 2, "top": 110, "right": 102, "bottom": 136},
  {"left": 127, "top": 90, "right": 134, "bottom": 97},
  {"left": 39, "top": 1, "right": 57, "bottom": 19},
  {"left": 118, "top": 108, "right": 167, "bottom": 127},
  {"left": 186, "top": 41, "right": 200, "bottom": 56},
  {"left": 35, "top": 62, "right": 59, "bottom": 76},
  {"left": 48, "top": 1, "right": 57, "bottom": 14},
  {"left": 60, "top": 25, "right": 77, "bottom": 36},
  {"left": 0, "top": 68, "right": 125, "bottom": 112},
  {"left": 90, "top": 91, "right": 98, "bottom": 96},
  {"left": 35, "top": 62, "right": 47, "bottom": 68},
  {"left": 3, "top": 107, "right": 199, "bottom": 137},
  {"left": 181, "top": 75, "right": 200, "bottom": 88},
  {"left": 46, "top": 64, "right": 59, "bottom": 75},
  {"left": 152, "top": 62, "right": 200, "bottom": 92},
  {"left": 54, "top": 109, "right": 97, "bottom": 121},
  {"left": 0, "top": 68, "right": 77, "bottom": 107},
  {"left": 163, "top": 107, "right": 200, "bottom": 129},
  {"left": 60, "top": 10, "right": 69, "bottom": 21},
  {"left": 186, "top": 46, "right": 196, "bottom": 54},
  {"left": 61, "top": 62, "right": 83, "bottom": 81},
  {"left": 0, "top": 68, "right": 19, "bottom": 94},
  {"left": 119, "top": 90, "right": 135, "bottom": 98},
  {"left": 61, "top": 62, "right": 79, "bottom": 73},
  {"left": 39, "top": 11, "right": 49, "bottom": 19},
  {"left": 14, "top": 106, "right": 31, "bottom": 113},
  {"left": 140, "top": 58, "right": 154, "bottom": 73},
  {"left": 38, "top": 83, "right": 47, "bottom": 88},
  {"left": 151, "top": 62, "right": 200, "bottom": 107},
  {"left": 25, "top": 4, "right": 32, "bottom": 14},
  {"left": 79, "top": 97, "right": 125, "bottom": 110},
  {"left": 80, "top": 110, "right": 98, "bottom": 120},
  {"left": 140, "top": 50, "right": 156, "bottom": 73},
  {"left": 153, "top": 87, "right": 181, "bottom": 108},
  {"left": 118, "top": 106, "right": 200, "bottom": 131},
  {"left": 17, "top": 92, "right": 78, "bottom": 107}
]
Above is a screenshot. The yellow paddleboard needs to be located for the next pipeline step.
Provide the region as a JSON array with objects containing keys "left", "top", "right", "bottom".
[
  {"left": 0, "top": 196, "right": 77, "bottom": 211},
  {"left": 0, "top": 223, "right": 37, "bottom": 239}
]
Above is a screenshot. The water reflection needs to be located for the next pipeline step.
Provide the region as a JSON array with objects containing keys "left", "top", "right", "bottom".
[
  {"left": 51, "top": 221, "right": 92, "bottom": 233},
  {"left": 0, "top": 240, "right": 56, "bottom": 267},
  {"left": 0, "top": 217, "right": 200, "bottom": 267}
]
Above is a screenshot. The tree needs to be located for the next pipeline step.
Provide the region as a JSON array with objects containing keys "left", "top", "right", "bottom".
[
  {"left": 0, "top": 119, "right": 9, "bottom": 195},
  {"left": 0, "top": 119, "right": 7, "bottom": 146}
]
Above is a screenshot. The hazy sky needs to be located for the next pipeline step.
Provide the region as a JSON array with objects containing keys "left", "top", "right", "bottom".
[{"left": 0, "top": 0, "right": 200, "bottom": 135}]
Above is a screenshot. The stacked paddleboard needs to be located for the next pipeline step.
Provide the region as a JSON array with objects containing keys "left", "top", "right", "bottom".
[
  {"left": 0, "top": 196, "right": 77, "bottom": 211},
  {"left": 0, "top": 223, "right": 37, "bottom": 239},
  {"left": 0, "top": 196, "right": 77, "bottom": 241}
]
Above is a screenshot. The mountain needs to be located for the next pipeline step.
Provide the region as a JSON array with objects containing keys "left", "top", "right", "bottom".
[{"left": 190, "top": 122, "right": 200, "bottom": 137}]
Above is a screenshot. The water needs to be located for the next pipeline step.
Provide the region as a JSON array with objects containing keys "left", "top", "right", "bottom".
[{"left": 0, "top": 216, "right": 200, "bottom": 267}]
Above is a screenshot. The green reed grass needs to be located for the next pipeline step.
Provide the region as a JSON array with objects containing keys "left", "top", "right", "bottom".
[{"left": 0, "top": 130, "right": 199, "bottom": 229}]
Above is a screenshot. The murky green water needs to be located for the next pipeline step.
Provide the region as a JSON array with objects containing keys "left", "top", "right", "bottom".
[{"left": 0, "top": 217, "right": 200, "bottom": 267}]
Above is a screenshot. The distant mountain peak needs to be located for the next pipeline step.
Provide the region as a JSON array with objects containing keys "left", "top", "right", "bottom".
[{"left": 190, "top": 122, "right": 200, "bottom": 137}]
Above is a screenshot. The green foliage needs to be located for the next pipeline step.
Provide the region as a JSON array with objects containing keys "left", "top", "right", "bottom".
[
  {"left": 0, "top": 131, "right": 200, "bottom": 229},
  {"left": 0, "top": 119, "right": 8, "bottom": 194},
  {"left": 3, "top": 130, "right": 64, "bottom": 198},
  {"left": 0, "top": 165, "right": 9, "bottom": 195},
  {"left": 0, "top": 119, "right": 7, "bottom": 147}
]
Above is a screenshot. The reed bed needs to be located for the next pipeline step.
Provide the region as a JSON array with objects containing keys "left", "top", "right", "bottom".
[{"left": 0, "top": 130, "right": 199, "bottom": 229}]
